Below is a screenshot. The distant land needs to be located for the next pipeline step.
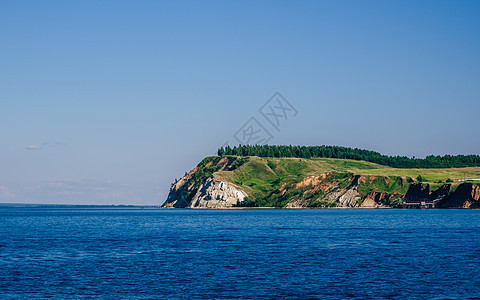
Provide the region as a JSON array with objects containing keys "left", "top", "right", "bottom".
[
  {"left": 162, "top": 145, "right": 480, "bottom": 209},
  {"left": 0, "top": 204, "right": 158, "bottom": 209}
]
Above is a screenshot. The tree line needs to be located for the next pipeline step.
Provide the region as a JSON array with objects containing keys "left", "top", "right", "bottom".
[{"left": 217, "top": 145, "right": 480, "bottom": 168}]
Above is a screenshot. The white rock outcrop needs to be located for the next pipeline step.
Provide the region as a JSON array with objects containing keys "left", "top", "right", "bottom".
[
  {"left": 337, "top": 183, "right": 361, "bottom": 207},
  {"left": 189, "top": 177, "right": 247, "bottom": 208}
]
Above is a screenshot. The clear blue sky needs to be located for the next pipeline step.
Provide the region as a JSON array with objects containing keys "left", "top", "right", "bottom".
[{"left": 1, "top": 0, "right": 479, "bottom": 205}]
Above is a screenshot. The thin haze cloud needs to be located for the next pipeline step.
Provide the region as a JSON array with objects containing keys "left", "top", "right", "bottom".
[
  {"left": 25, "top": 142, "right": 65, "bottom": 150},
  {"left": 25, "top": 145, "right": 42, "bottom": 150}
]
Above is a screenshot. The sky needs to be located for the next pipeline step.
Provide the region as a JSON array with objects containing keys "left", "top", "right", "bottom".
[{"left": 1, "top": 0, "right": 479, "bottom": 205}]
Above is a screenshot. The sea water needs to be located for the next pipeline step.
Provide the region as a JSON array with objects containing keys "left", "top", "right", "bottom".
[{"left": 1, "top": 207, "right": 479, "bottom": 299}]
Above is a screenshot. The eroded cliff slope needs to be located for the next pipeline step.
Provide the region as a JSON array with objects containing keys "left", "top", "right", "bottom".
[{"left": 162, "top": 156, "right": 248, "bottom": 208}]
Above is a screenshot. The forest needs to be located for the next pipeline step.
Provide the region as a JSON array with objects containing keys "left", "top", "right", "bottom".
[{"left": 217, "top": 145, "right": 480, "bottom": 169}]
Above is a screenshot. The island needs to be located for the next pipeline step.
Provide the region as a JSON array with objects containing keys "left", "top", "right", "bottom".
[{"left": 162, "top": 145, "right": 480, "bottom": 209}]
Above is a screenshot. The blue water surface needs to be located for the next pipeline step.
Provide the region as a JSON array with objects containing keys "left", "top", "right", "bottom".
[{"left": 1, "top": 207, "right": 479, "bottom": 299}]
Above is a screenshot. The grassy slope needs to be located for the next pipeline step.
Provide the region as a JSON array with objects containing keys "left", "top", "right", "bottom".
[{"left": 213, "top": 156, "right": 480, "bottom": 205}]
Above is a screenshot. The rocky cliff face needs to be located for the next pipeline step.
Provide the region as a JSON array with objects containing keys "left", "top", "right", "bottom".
[
  {"left": 163, "top": 176, "right": 248, "bottom": 208},
  {"left": 336, "top": 182, "right": 360, "bottom": 207},
  {"left": 360, "top": 191, "right": 391, "bottom": 208},
  {"left": 187, "top": 177, "right": 247, "bottom": 208},
  {"left": 162, "top": 156, "right": 249, "bottom": 208},
  {"left": 403, "top": 183, "right": 452, "bottom": 205},
  {"left": 283, "top": 174, "right": 405, "bottom": 208},
  {"left": 404, "top": 183, "right": 430, "bottom": 202},
  {"left": 162, "top": 167, "right": 198, "bottom": 208},
  {"left": 430, "top": 184, "right": 451, "bottom": 202},
  {"left": 437, "top": 183, "right": 480, "bottom": 208}
]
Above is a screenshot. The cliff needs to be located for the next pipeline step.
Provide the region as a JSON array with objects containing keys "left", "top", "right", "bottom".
[
  {"left": 162, "top": 156, "right": 480, "bottom": 209},
  {"left": 162, "top": 156, "right": 248, "bottom": 208},
  {"left": 437, "top": 183, "right": 480, "bottom": 208}
]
